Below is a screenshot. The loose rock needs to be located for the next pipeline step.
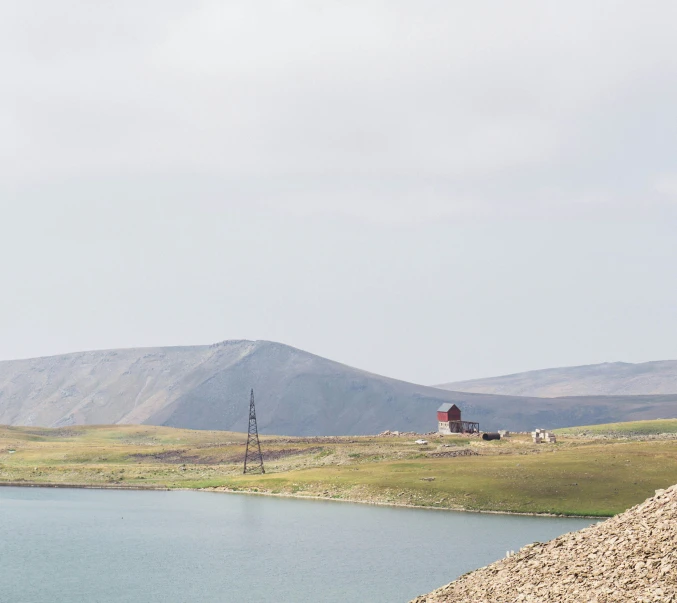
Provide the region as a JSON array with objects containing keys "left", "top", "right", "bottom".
[{"left": 411, "top": 483, "right": 677, "bottom": 602}]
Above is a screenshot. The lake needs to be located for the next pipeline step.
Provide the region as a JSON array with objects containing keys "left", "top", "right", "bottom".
[{"left": 0, "top": 487, "right": 595, "bottom": 602}]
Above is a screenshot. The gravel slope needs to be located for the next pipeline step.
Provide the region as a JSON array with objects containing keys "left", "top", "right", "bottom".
[{"left": 411, "top": 484, "right": 677, "bottom": 602}]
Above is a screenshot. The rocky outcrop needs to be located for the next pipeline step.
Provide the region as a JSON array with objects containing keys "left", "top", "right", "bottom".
[{"left": 411, "top": 485, "right": 677, "bottom": 602}]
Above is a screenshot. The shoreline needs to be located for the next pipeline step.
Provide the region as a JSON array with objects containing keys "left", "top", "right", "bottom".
[{"left": 0, "top": 481, "right": 606, "bottom": 519}]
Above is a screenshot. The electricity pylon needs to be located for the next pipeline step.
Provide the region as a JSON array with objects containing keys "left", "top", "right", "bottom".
[{"left": 243, "top": 389, "right": 265, "bottom": 474}]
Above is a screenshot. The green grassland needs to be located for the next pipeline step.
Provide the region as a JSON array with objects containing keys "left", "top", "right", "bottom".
[
  {"left": 556, "top": 418, "right": 677, "bottom": 437},
  {"left": 2, "top": 422, "right": 677, "bottom": 516}
]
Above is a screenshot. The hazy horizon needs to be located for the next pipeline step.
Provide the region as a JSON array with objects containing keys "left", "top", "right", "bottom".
[
  {"left": 1, "top": 337, "right": 677, "bottom": 386},
  {"left": 2, "top": 2, "right": 676, "bottom": 384}
]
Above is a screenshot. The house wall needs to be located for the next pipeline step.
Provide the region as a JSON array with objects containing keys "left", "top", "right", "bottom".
[
  {"left": 438, "top": 421, "right": 452, "bottom": 435},
  {"left": 437, "top": 407, "right": 462, "bottom": 422}
]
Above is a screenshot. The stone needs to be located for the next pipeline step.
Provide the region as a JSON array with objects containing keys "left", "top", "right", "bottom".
[{"left": 411, "top": 483, "right": 677, "bottom": 603}]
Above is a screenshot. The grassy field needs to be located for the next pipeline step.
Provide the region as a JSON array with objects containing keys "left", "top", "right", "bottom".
[
  {"left": 556, "top": 418, "right": 677, "bottom": 437},
  {"left": 2, "top": 422, "right": 677, "bottom": 516}
]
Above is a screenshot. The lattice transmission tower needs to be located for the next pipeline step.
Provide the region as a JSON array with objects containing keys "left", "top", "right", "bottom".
[{"left": 243, "top": 389, "right": 265, "bottom": 474}]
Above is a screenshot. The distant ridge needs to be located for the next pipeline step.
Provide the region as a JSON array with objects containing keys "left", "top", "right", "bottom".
[
  {"left": 2, "top": 341, "right": 677, "bottom": 435},
  {"left": 0, "top": 340, "right": 478, "bottom": 435},
  {"left": 436, "top": 360, "right": 677, "bottom": 397}
]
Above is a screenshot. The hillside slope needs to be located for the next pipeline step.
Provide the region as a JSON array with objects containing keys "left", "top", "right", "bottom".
[
  {"left": 0, "top": 340, "right": 480, "bottom": 435},
  {"left": 2, "top": 341, "right": 677, "bottom": 435},
  {"left": 412, "top": 484, "right": 677, "bottom": 602},
  {"left": 437, "top": 360, "right": 677, "bottom": 397}
]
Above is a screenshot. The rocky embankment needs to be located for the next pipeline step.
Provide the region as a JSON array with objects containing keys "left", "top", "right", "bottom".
[{"left": 411, "top": 484, "right": 677, "bottom": 602}]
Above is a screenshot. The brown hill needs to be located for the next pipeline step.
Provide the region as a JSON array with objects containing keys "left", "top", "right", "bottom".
[
  {"left": 438, "top": 360, "right": 677, "bottom": 397},
  {"left": 2, "top": 341, "right": 677, "bottom": 435},
  {"left": 411, "top": 485, "right": 677, "bottom": 602}
]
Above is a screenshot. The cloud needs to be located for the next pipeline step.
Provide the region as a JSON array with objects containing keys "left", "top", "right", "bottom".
[
  {"left": 2, "top": 1, "right": 677, "bottom": 221},
  {"left": 655, "top": 174, "right": 677, "bottom": 197}
]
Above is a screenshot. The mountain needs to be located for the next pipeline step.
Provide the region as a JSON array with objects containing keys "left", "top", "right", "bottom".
[
  {"left": 436, "top": 360, "right": 677, "bottom": 398},
  {"left": 1, "top": 341, "right": 677, "bottom": 435},
  {"left": 0, "top": 340, "right": 471, "bottom": 435}
]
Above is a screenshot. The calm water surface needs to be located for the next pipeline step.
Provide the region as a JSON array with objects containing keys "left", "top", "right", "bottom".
[{"left": 0, "top": 487, "right": 594, "bottom": 603}]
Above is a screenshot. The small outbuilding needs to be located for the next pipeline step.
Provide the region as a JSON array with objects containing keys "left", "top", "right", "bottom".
[
  {"left": 532, "top": 428, "right": 556, "bottom": 443},
  {"left": 437, "top": 403, "right": 480, "bottom": 435},
  {"left": 437, "top": 403, "right": 461, "bottom": 423}
]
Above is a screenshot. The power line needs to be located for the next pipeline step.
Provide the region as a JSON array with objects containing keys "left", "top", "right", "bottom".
[{"left": 243, "top": 389, "right": 265, "bottom": 474}]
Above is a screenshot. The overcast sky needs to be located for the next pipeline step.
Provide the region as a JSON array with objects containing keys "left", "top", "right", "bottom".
[{"left": 1, "top": 1, "right": 676, "bottom": 384}]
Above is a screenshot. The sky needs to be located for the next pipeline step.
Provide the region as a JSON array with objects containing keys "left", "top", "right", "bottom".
[{"left": 1, "top": 1, "right": 676, "bottom": 385}]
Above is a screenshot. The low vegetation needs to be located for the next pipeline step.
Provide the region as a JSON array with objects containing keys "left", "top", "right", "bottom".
[
  {"left": 2, "top": 421, "right": 677, "bottom": 516},
  {"left": 556, "top": 418, "right": 677, "bottom": 437}
]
